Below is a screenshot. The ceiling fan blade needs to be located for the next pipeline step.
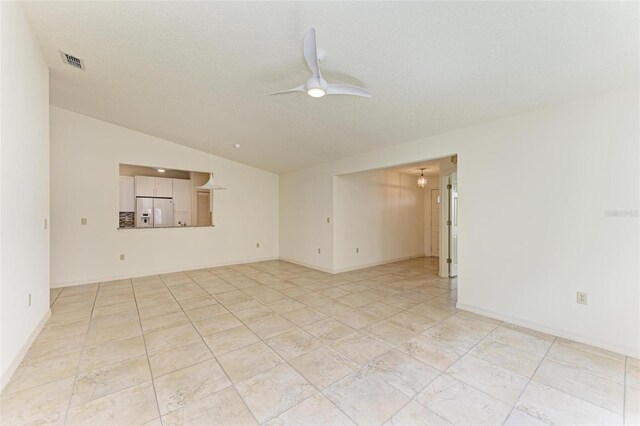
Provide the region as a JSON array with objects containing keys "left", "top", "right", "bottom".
[
  {"left": 267, "top": 84, "right": 306, "bottom": 95},
  {"left": 326, "top": 83, "right": 372, "bottom": 98},
  {"left": 303, "top": 28, "right": 321, "bottom": 78}
]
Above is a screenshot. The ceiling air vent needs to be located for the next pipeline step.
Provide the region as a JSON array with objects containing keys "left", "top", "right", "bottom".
[{"left": 59, "top": 51, "right": 85, "bottom": 71}]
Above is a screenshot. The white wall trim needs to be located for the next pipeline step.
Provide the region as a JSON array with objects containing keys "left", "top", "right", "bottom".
[
  {"left": 457, "top": 302, "right": 638, "bottom": 358},
  {"left": 278, "top": 257, "right": 335, "bottom": 274},
  {"left": 332, "top": 254, "right": 426, "bottom": 274},
  {"left": 51, "top": 256, "right": 279, "bottom": 288},
  {"left": 1, "top": 309, "right": 51, "bottom": 391}
]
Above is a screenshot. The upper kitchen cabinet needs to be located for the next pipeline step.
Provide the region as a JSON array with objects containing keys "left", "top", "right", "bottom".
[
  {"left": 155, "top": 177, "right": 173, "bottom": 198},
  {"left": 135, "top": 176, "right": 173, "bottom": 198},
  {"left": 119, "top": 176, "right": 135, "bottom": 212}
]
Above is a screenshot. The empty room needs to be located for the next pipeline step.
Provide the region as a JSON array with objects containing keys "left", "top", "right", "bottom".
[{"left": 1, "top": 1, "right": 638, "bottom": 425}]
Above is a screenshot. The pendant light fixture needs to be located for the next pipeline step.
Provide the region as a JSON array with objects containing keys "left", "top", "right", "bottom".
[
  {"left": 417, "top": 168, "right": 428, "bottom": 188},
  {"left": 198, "top": 139, "right": 227, "bottom": 190}
]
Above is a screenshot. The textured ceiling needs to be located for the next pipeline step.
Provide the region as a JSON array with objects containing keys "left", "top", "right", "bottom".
[{"left": 22, "top": 1, "right": 639, "bottom": 173}]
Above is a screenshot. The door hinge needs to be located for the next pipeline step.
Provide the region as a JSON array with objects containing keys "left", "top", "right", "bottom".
[
  {"left": 446, "top": 220, "right": 452, "bottom": 226},
  {"left": 446, "top": 258, "right": 452, "bottom": 264},
  {"left": 446, "top": 184, "right": 452, "bottom": 189}
]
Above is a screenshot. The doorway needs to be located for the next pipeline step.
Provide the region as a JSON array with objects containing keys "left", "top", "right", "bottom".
[{"left": 196, "top": 190, "right": 212, "bottom": 226}]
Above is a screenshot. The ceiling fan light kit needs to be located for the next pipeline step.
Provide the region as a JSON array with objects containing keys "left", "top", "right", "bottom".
[
  {"left": 197, "top": 140, "right": 227, "bottom": 191},
  {"left": 270, "top": 28, "right": 371, "bottom": 99}
]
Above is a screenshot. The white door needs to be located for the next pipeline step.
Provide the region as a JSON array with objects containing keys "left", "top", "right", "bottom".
[
  {"left": 449, "top": 173, "right": 458, "bottom": 277},
  {"left": 119, "top": 176, "right": 135, "bottom": 212},
  {"left": 155, "top": 177, "right": 173, "bottom": 198},
  {"left": 135, "top": 176, "right": 155, "bottom": 197},
  {"left": 431, "top": 189, "right": 440, "bottom": 257}
]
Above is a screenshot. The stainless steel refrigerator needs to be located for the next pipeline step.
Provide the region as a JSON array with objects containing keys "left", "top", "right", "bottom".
[{"left": 135, "top": 198, "right": 174, "bottom": 228}]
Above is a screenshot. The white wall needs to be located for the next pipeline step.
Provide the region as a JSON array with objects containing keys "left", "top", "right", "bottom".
[
  {"left": 50, "top": 107, "right": 279, "bottom": 287},
  {"left": 0, "top": 2, "right": 50, "bottom": 388},
  {"left": 333, "top": 170, "right": 424, "bottom": 272},
  {"left": 279, "top": 86, "right": 639, "bottom": 356}
]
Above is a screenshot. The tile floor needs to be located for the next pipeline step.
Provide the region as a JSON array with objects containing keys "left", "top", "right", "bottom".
[{"left": 1, "top": 258, "right": 637, "bottom": 425}]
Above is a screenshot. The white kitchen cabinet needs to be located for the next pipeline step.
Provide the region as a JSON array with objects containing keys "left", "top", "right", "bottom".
[
  {"left": 155, "top": 177, "right": 173, "bottom": 198},
  {"left": 135, "top": 176, "right": 155, "bottom": 197},
  {"left": 135, "top": 176, "right": 173, "bottom": 198},
  {"left": 172, "top": 178, "right": 191, "bottom": 226},
  {"left": 119, "top": 176, "right": 135, "bottom": 212},
  {"left": 172, "top": 179, "right": 190, "bottom": 211}
]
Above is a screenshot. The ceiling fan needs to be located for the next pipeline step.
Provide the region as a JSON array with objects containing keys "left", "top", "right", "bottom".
[{"left": 269, "top": 28, "right": 371, "bottom": 99}]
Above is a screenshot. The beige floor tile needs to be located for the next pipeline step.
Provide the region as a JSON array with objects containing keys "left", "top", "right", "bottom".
[
  {"left": 70, "top": 355, "right": 151, "bottom": 406},
  {"left": 362, "top": 320, "right": 419, "bottom": 347},
  {"left": 282, "top": 307, "right": 327, "bottom": 326},
  {"left": 515, "top": 381, "right": 623, "bottom": 425},
  {"left": 487, "top": 326, "right": 552, "bottom": 358},
  {"left": 625, "top": 386, "right": 640, "bottom": 425},
  {"left": 546, "top": 341, "right": 625, "bottom": 384},
  {"left": 399, "top": 335, "right": 464, "bottom": 371},
  {"left": 3, "top": 349, "right": 82, "bottom": 394},
  {"left": 245, "top": 314, "right": 296, "bottom": 339},
  {"left": 193, "top": 313, "right": 243, "bottom": 336},
  {"left": 236, "top": 363, "right": 316, "bottom": 423},
  {"left": 331, "top": 332, "right": 392, "bottom": 364},
  {"left": 66, "top": 382, "right": 159, "bottom": 426},
  {"left": 360, "top": 301, "right": 402, "bottom": 318},
  {"left": 303, "top": 318, "right": 357, "bottom": 344},
  {"left": 217, "top": 341, "right": 283, "bottom": 383},
  {"left": 533, "top": 358, "right": 624, "bottom": 414},
  {"left": 323, "top": 370, "right": 411, "bottom": 425},
  {"left": 92, "top": 299, "right": 138, "bottom": 318},
  {"left": 0, "top": 376, "right": 75, "bottom": 426},
  {"left": 177, "top": 295, "right": 218, "bottom": 311},
  {"left": 137, "top": 301, "right": 182, "bottom": 320},
  {"left": 141, "top": 311, "right": 190, "bottom": 333},
  {"left": 153, "top": 359, "right": 231, "bottom": 415},
  {"left": 202, "top": 325, "right": 261, "bottom": 356},
  {"left": 148, "top": 339, "right": 213, "bottom": 377},
  {"left": 78, "top": 335, "right": 147, "bottom": 372},
  {"left": 161, "top": 387, "right": 257, "bottom": 426},
  {"left": 265, "top": 393, "right": 355, "bottom": 426},
  {"left": 313, "top": 301, "right": 355, "bottom": 316},
  {"left": 383, "top": 400, "right": 451, "bottom": 426},
  {"left": 388, "top": 311, "right": 438, "bottom": 333},
  {"left": 470, "top": 338, "right": 543, "bottom": 377},
  {"left": 446, "top": 354, "right": 529, "bottom": 405},
  {"left": 361, "top": 349, "right": 441, "bottom": 397},
  {"left": 416, "top": 374, "right": 512, "bottom": 425},
  {"left": 184, "top": 303, "right": 228, "bottom": 322},
  {"left": 335, "top": 309, "right": 382, "bottom": 329},
  {"left": 422, "top": 322, "right": 487, "bottom": 351},
  {"left": 290, "top": 346, "right": 358, "bottom": 389},
  {"left": 503, "top": 408, "right": 547, "bottom": 425},
  {"left": 266, "top": 298, "right": 306, "bottom": 313},
  {"left": 144, "top": 323, "right": 201, "bottom": 353},
  {"left": 266, "top": 328, "right": 323, "bottom": 360}
]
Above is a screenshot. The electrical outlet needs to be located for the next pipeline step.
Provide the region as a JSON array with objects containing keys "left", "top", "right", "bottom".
[
  {"left": 256, "top": 243, "right": 260, "bottom": 248},
  {"left": 326, "top": 217, "right": 330, "bottom": 224},
  {"left": 356, "top": 247, "right": 359, "bottom": 253},
  {"left": 318, "top": 248, "right": 321, "bottom": 254},
  {"left": 576, "top": 291, "right": 588, "bottom": 305},
  {"left": 29, "top": 293, "right": 32, "bottom": 307},
  {"left": 81, "top": 218, "right": 88, "bottom": 225},
  {"left": 119, "top": 254, "right": 125, "bottom": 261}
]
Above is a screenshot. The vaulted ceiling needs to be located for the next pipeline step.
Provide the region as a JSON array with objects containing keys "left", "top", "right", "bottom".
[{"left": 23, "top": 1, "right": 638, "bottom": 173}]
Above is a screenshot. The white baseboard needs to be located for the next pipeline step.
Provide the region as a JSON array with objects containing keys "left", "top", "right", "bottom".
[
  {"left": 51, "top": 256, "right": 279, "bottom": 288},
  {"left": 1, "top": 309, "right": 51, "bottom": 391},
  {"left": 456, "top": 302, "right": 638, "bottom": 358},
  {"left": 332, "top": 254, "right": 426, "bottom": 274},
  {"left": 277, "top": 257, "right": 334, "bottom": 274}
]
